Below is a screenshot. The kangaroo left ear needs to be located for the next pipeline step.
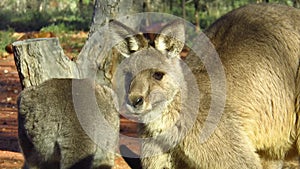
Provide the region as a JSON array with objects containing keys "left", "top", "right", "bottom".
[
  {"left": 109, "top": 20, "right": 149, "bottom": 58},
  {"left": 154, "top": 20, "right": 185, "bottom": 58}
]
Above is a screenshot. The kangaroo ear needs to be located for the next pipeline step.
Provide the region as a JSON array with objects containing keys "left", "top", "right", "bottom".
[
  {"left": 154, "top": 20, "right": 185, "bottom": 58},
  {"left": 109, "top": 20, "right": 148, "bottom": 57}
]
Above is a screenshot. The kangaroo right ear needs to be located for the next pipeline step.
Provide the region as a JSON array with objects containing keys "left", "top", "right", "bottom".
[
  {"left": 109, "top": 20, "right": 148, "bottom": 57},
  {"left": 154, "top": 20, "right": 185, "bottom": 58}
]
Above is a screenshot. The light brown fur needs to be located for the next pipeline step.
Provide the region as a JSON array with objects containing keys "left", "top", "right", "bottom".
[
  {"left": 111, "top": 3, "right": 300, "bottom": 169},
  {"left": 204, "top": 3, "right": 300, "bottom": 167}
]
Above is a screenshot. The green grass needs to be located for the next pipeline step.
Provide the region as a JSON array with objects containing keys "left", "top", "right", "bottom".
[
  {"left": 41, "top": 23, "right": 71, "bottom": 34},
  {"left": 0, "top": 23, "right": 87, "bottom": 59},
  {"left": 0, "top": 28, "right": 16, "bottom": 54},
  {"left": 0, "top": 5, "right": 93, "bottom": 32},
  {"left": 40, "top": 24, "right": 88, "bottom": 58}
]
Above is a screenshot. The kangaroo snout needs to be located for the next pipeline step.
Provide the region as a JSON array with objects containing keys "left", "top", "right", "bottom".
[{"left": 129, "top": 94, "right": 144, "bottom": 108}]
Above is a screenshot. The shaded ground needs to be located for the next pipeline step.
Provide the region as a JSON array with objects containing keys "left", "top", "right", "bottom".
[
  {"left": 0, "top": 43, "right": 137, "bottom": 168},
  {"left": 0, "top": 52, "right": 23, "bottom": 169}
]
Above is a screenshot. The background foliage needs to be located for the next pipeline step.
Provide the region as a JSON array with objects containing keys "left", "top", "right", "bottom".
[
  {"left": 0, "top": 0, "right": 94, "bottom": 32},
  {"left": 0, "top": 0, "right": 299, "bottom": 54},
  {"left": 0, "top": 0, "right": 298, "bottom": 32}
]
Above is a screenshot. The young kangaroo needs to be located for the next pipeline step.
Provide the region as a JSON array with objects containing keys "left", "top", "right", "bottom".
[
  {"left": 110, "top": 3, "right": 300, "bottom": 169},
  {"left": 18, "top": 79, "right": 119, "bottom": 169}
]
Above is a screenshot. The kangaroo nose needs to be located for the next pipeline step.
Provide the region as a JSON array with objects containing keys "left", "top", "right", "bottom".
[{"left": 130, "top": 96, "right": 144, "bottom": 108}]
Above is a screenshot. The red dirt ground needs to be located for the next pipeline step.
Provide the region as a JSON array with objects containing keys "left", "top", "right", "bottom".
[{"left": 0, "top": 53, "right": 137, "bottom": 168}]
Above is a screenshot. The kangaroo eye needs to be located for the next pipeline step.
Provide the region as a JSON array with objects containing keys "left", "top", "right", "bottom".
[{"left": 152, "top": 71, "right": 165, "bottom": 81}]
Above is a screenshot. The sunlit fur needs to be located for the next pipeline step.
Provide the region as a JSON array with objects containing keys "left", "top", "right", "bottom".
[{"left": 111, "top": 3, "right": 300, "bottom": 169}]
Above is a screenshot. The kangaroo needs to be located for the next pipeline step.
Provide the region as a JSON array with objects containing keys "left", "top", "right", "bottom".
[
  {"left": 110, "top": 3, "right": 300, "bottom": 169},
  {"left": 18, "top": 78, "right": 119, "bottom": 169}
]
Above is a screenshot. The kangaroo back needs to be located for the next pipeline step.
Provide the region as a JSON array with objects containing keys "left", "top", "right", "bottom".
[{"left": 18, "top": 79, "right": 119, "bottom": 169}]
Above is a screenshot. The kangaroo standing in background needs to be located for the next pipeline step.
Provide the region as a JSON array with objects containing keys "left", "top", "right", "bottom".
[
  {"left": 111, "top": 3, "right": 300, "bottom": 169},
  {"left": 18, "top": 79, "right": 119, "bottom": 169}
]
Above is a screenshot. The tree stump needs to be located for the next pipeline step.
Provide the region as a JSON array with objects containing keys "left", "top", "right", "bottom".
[{"left": 13, "top": 38, "right": 79, "bottom": 89}]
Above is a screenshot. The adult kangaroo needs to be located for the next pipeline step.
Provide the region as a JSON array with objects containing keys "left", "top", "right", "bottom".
[{"left": 111, "top": 3, "right": 300, "bottom": 169}]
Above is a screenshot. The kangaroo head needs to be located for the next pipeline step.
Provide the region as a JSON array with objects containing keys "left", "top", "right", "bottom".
[{"left": 110, "top": 20, "right": 185, "bottom": 121}]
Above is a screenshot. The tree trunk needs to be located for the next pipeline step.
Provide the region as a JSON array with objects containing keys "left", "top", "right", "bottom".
[
  {"left": 182, "top": 0, "right": 186, "bottom": 19},
  {"left": 294, "top": 0, "right": 300, "bottom": 8},
  {"left": 88, "top": 0, "right": 143, "bottom": 37},
  {"left": 194, "top": 0, "right": 200, "bottom": 32}
]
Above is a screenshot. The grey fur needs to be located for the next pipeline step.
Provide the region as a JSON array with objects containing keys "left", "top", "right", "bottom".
[{"left": 18, "top": 78, "right": 119, "bottom": 169}]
